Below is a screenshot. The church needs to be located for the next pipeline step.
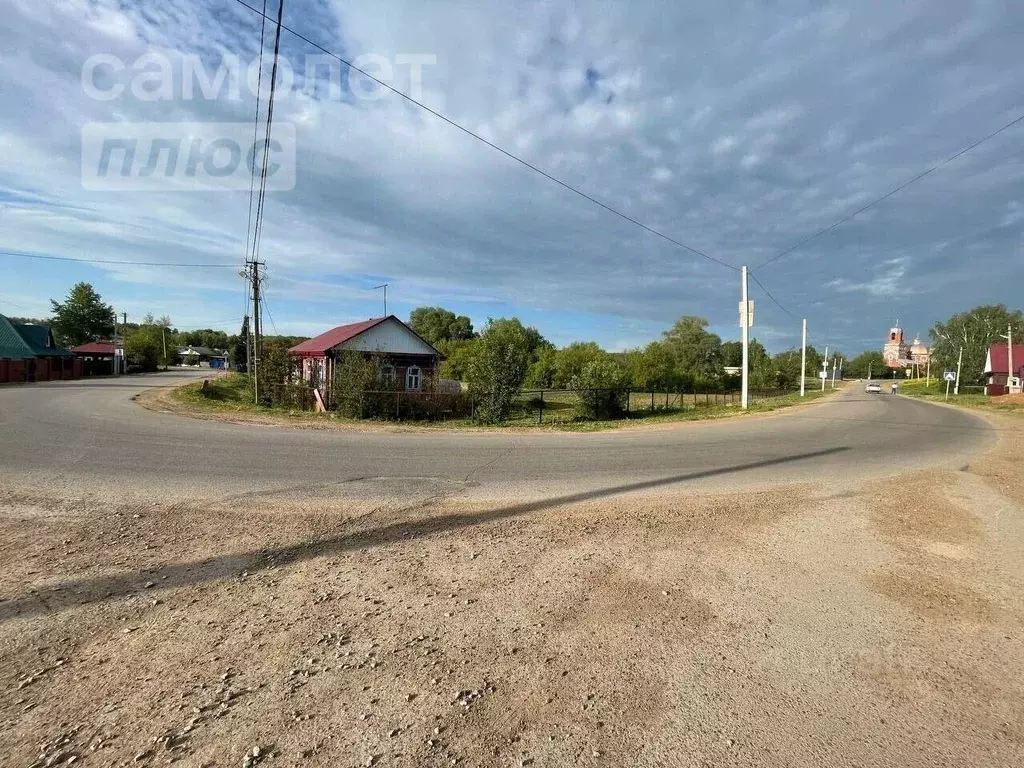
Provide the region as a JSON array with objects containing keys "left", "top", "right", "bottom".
[{"left": 882, "top": 323, "right": 930, "bottom": 372}]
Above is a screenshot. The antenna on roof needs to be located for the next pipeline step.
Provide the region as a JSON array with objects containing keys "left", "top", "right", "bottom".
[{"left": 372, "top": 284, "right": 388, "bottom": 317}]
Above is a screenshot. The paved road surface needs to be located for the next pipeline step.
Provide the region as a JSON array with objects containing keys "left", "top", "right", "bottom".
[{"left": 0, "top": 371, "right": 995, "bottom": 503}]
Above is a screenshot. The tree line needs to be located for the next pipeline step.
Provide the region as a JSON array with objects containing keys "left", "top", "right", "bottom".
[{"left": 32, "top": 282, "right": 302, "bottom": 372}]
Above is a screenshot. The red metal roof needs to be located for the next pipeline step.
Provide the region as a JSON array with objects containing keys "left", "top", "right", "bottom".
[
  {"left": 288, "top": 317, "right": 388, "bottom": 356},
  {"left": 71, "top": 340, "right": 116, "bottom": 355},
  {"left": 987, "top": 343, "right": 1024, "bottom": 374}
]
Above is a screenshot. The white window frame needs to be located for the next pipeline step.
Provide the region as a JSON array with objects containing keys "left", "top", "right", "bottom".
[{"left": 406, "top": 365, "right": 422, "bottom": 392}]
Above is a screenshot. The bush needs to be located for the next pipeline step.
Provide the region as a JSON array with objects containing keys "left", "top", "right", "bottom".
[
  {"left": 467, "top": 319, "right": 532, "bottom": 424},
  {"left": 570, "top": 357, "right": 628, "bottom": 420},
  {"left": 331, "top": 351, "right": 390, "bottom": 418}
]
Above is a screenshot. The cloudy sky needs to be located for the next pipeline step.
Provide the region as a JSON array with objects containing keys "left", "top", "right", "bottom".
[{"left": 1, "top": 0, "right": 1021, "bottom": 354}]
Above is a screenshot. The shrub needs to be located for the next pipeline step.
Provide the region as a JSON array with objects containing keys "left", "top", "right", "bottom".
[{"left": 570, "top": 357, "right": 628, "bottom": 420}]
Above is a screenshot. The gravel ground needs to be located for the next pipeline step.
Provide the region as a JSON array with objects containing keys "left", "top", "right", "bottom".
[{"left": 2, "top": 419, "right": 1023, "bottom": 767}]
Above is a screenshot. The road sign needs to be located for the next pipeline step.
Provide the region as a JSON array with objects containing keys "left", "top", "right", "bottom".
[
  {"left": 943, "top": 370, "right": 956, "bottom": 382},
  {"left": 738, "top": 301, "right": 754, "bottom": 329}
]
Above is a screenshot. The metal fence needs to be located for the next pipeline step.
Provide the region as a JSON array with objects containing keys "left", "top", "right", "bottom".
[
  {"left": 518, "top": 387, "right": 796, "bottom": 424},
  {"left": 264, "top": 382, "right": 798, "bottom": 423}
]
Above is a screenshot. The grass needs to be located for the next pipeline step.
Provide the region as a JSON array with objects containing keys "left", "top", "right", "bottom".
[
  {"left": 166, "top": 374, "right": 836, "bottom": 432},
  {"left": 898, "top": 377, "right": 1024, "bottom": 415}
]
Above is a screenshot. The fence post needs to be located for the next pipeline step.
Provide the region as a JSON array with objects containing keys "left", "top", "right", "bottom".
[
  {"left": 396, "top": 391, "right": 400, "bottom": 420},
  {"left": 626, "top": 388, "right": 630, "bottom": 414},
  {"left": 538, "top": 390, "right": 544, "bottom": 425}
]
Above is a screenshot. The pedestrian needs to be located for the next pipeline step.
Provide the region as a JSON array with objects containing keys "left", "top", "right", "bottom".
[{"left": 890, "top": 381, "right": 898, "bottom": 395}]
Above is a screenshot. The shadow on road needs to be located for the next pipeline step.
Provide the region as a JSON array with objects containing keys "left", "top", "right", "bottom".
[{"left": 0, "top": 446, "right": 849, "bottom": 623}]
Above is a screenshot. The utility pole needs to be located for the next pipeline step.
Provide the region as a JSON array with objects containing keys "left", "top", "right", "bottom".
[
  {"left": 800, "top": 318, "right": 807, "bottom": 397},
  {"left": 740, "top": 266, "right": 749, "bottom": 410},
  {"left": 821, "top": 346, "right": 828, "bottom": 392},
  {"left": 831, "top": 357, "right": 838, "bottom": 389},
  {"left": 247, "top": 260, "right": 265, "bottom": 403},
  {"left": 161, "top": 326, "right": 167, "bottom": 369},
  {"left": 868, "top": 361, "right": 872, "bottom": 381},
  {"left": 954, "top": 346, "right": 963, "bottom": 395},
  {"left": 113, "top": 311, "right": 119, "bottom": 377}
]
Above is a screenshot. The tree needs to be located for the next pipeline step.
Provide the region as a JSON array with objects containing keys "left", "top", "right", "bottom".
[
  {"left": 466, "top": 318, "right": 533, "bottom": 423},
  {"left": 930, "top": 304, "right": 1024, "bottom": 385},
  {"left": 409, "top": 307, "right": 475, "bottom": 346},
  {"left": 571, "top": 355, "right": 628, "bottom": 419},
  {"left": 623, "top": 341, "right": 679, "bottom": 391},
  {"left": 124, "top": 325, "right": 163, "bottom": 372},
  {"left": 552, "top": 342, "right": 604, "bottom": 388},
  {"left": 846, "top": 350, "right": 887, "bottom": 379},
  {"left": 662, "top": 316, "right": 723, "bottom": 385},
  {"left": 49, "top": 282, "right": 114, "bottom": 346},
  {"left": 437, "top": 338, "right": 477, "bottom": 381},
  {"left": 526, "top": 346, "right": 558, "bottom": 388},
  {"left": 232, "top": 317, "right": 249, "bottom": 371}
]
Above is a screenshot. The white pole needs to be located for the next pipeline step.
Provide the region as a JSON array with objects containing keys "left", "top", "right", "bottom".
[
  {"left": 821, "top": 346, "right": 828, "bottom": 392},
  {"left": 831, "top": 357, "right": 838, "bottom": 389},
  {"left": 954, "top": 346, "right": 963, "bottom": 395},
  {"left": 741, "top": 265, "right": 749, "bottom": 410},
  {"left": 1009, "top": 324, "right": 1015, "bottom": 393},
  {"left": 800, "top": 318, "right": 807, "bottom": 397},
  {"left": 113, "top": 311, "right": 119, "bottom": 377}
]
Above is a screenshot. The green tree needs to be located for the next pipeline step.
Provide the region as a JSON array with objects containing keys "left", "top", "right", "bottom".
[
  {"left": 552, "top": 342, "right": 604, "bottom": 388},
  {"left": 662, "top": 316, "right": 723, "bottom": 385},
  {"left": 930, "top": 304, "right": 1024, "bottom": 385},
  {"left": 232, "top": 317, "right": 249, "bottom": 371},
  {"left": 571, "top": 355, "right": 628, "bottom": 419},
  {"left": 526, "top": 345, "right": 559, "bottom": 388},
  {"left": 437, "top": 338, "right": 477, "bottom": 381},
  {"left": 49, "top": 282, "right": 114, "bottom": 346},
  {"left": 624, "top": 341, "right": 680, "bottom": 391},
  {"left": 845, "top": 350, "right": 887, "bottom": 379},
  {"left": 466, "top": 318, "right": 533, "bottom": 423},
  {"left": 409, "top": 307, "right": 475, "bottom": 346}
]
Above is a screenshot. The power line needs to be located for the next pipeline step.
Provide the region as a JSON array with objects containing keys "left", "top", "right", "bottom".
[
  {"left": 260, "top": 293, "right": 279, "bottom": 335},
  {"left": 0, "top": 250, "right": 238, "bottom": 268},
  {"left": 748, "top": 270, "right": 797, "bottom": 320},
  {"left": 229, "top": 0, "right": 737, "bottom": 272},
  {"left": 250, "top": 0, "right": 285, "bottom": 266},
  {"left": 754, "top": 110, "right": 1024, "bottom": 270},
  {"left": 243, "top": 0, "right": 269, "bottom": 264}
]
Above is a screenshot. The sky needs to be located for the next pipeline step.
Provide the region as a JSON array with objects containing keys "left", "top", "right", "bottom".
[{"left": 1, "top": 0, "right": 1022, "bottom": 354}]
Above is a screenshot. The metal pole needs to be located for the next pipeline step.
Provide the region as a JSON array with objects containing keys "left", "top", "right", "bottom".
[
  {"left": 955, "top": 346, "right": 963, "bottom": 395},
  {"left": 741, "top": 265, "right": 749, "bottom": 410},
  {"left": 113, "top": 311, "right": 119, "bottom": 377},
  {"left": 831, "top": 358, "right": 837, "bottom": 389},
  {"left": 800, "top": 318, "right": 807, "bottom": 397}
]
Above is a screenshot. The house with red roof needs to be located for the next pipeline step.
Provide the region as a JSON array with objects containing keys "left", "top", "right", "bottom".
[
  {"left": 70, "top": 339, "right": 118, "bottom": 376},
  {"left": 983, "top": 343, "right": 1024, "bottom": 395},
  {"left": 288, "top": 315, "right": 443, "bottom": 397}
]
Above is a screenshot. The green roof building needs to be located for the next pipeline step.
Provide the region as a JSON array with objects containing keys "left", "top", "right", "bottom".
[{"left": 0, "top": 315, "right": 79, "bottom": 382}]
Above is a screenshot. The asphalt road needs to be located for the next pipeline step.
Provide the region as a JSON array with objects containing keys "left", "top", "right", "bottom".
[{"left": 0, "top": 371, "right": 995, "bottom": 503}]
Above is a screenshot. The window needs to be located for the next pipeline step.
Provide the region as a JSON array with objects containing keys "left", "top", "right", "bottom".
[
  {"left": 382, "top": 365, "right": 397, "bottom": 389},
  {"left": 406, "top": 366, "right": 422, "bottom": 391}
]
